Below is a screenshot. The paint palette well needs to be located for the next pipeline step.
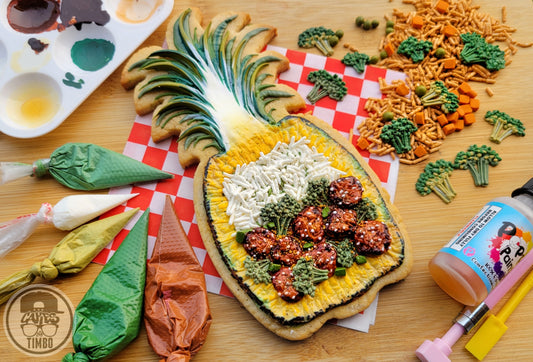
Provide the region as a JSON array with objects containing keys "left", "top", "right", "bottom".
[{"left": 0, "top": 0, "right": 173, "bottom": 138}]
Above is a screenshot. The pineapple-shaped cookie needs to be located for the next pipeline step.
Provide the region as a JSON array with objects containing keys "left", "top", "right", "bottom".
[{"left": 121, "top": 8, "right": 412, "bottom": 340}]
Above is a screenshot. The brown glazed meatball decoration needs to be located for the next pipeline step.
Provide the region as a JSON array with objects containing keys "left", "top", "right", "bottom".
[
  {"left": 243, "top": 175, "right": 391, "bottom": 303},
  {"left": 328, "top": 176, "right": 363, "bottom": 208},
  {"left": 292, "top": 205, "right": 325, "bottom": 243},
  {"left": 243, "top": 227, "right": 277, "bottom": 259},
  {"left": 272, "top": 266, "right": 304, "bottom": 302},
  {"left": 270, "top": 235, "right": 304, "bottom": 266},
  {"left": 324, "top": 207, "right": 358, "bottom": 238},
  {"left": 306, "top": 241, "right": 337, "bottom": 276},
  {"left": 354, "top": 220, "right": 391, "bottom": 255}
]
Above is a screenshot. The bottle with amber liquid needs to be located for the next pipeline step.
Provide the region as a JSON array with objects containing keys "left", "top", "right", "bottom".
[{"left": 429, "top": 178, "right": 533, "bottom": 306}]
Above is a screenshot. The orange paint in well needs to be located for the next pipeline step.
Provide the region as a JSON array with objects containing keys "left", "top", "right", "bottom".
[{"left": 115, "top": 0, "right": 164, "bottom": 24}]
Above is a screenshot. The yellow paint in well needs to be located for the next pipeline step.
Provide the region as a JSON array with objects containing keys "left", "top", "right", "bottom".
[
  {"left": 115, "top": 0, "right": 164, "bottom": 23},
  {"left": 6, "top": 84, "right": 60, "bottom": 128}
]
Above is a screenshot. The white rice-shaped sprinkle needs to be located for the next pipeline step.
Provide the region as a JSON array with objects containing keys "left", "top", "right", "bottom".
[{"left": 222, "top": 137, "right": 346, "bottom": 231}]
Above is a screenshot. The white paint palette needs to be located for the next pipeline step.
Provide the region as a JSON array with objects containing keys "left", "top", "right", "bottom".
[{"left": 0, "top": 0, "right": 173, "bottom": 138}]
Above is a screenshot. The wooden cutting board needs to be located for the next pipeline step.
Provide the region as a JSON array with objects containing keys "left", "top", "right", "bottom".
[{"left": 1, "top": 1, "right": 533, "bottom": 361}]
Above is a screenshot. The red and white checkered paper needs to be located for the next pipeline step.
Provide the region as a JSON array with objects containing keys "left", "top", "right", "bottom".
[{"left": 96, "top": 47, "right": 405, "bottom": 332}]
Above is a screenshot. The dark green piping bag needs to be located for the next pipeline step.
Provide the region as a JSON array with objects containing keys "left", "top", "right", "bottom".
[
  {"left": 0, "top": 143, "right": 172, "bottom": 190},
  {"left": 63, "top": 208, "right": 149, "bottom": 361}
]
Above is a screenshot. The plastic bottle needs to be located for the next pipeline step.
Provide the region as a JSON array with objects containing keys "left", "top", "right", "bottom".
[{"left": 429, "top": 178, "right": 533, "bottom": 306}]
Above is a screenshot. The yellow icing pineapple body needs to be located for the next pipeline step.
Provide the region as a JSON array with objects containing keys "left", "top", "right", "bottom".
[{"left": 122, "top": 8, "right": 412, "bottom": 340}]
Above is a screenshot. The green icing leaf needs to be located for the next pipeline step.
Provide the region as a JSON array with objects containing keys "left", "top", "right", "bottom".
[{"left": 130, "top": 8, "right": 296, "bottom": 154}]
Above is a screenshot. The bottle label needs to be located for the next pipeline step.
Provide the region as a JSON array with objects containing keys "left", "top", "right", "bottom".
[{"left": 441, "top": 201, "right": 533, "bottom": 293}]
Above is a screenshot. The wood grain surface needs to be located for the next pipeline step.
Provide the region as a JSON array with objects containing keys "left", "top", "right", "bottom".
[{"left": 1, "top": 1, "right": 533, "bottom": 361}]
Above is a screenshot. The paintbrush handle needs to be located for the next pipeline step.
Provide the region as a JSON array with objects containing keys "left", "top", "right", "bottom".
[
  {"left": 497, "top": 269, "right": 533, "bottom": 322},
  {"left": 485, "top": 249, "right": 533, "bottom": 309}
]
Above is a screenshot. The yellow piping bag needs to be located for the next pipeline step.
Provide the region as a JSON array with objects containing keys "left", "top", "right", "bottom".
[{"left": 0, "top": 208, "right": 139, "bottom": 305}]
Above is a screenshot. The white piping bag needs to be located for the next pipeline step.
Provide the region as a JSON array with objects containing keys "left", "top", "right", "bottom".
[{"left": 0, "top": 193, "right": 138, "bottom": 258}]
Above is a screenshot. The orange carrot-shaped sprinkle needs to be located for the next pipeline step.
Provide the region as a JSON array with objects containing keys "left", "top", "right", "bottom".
[
  {"left": 384, "top": 43, "right": 395, "bottom": 56},
  {"left": 457, "top": 104, "right": 473, "bottom": 117},
  {"left": 442, "top": 122, "right": 456, "bottom": 135},
  {"left": 447, "top": 112, "right": 459, "bottom": 123},
  {"left": 412, "top": 15, "right": 424, "bottom": 29},
  {"left": 357, "top": 136, "right": 370, "bottom": 150},
  {"left": 414, "top": 111, "right": 425, "bottom": 125},
  {"left": 469, "top": 98, "right": 480, "bottom": 111},
  {"left": 454, "top": 117, "right": 465, "bottom": 131},
  {"left": 414, "top": 144, "right": 428, "bottom": 158},
  {"left": 442, "top": 25, "right": 457, "bottom": 37},
  {"left": 459, "top": 94, "right": 470, "bottom": 104},
  {"left": 443, "top": 58, "right": 457, "bottom": 70},
  {"left": 435, "top": 0, "right": 450, "bottom": 14},
  {"left": 396, "top": 82, "right": 410, "bottom": 96},
  {"left": 464, "top": 113, "right": 476, "bottom": 126},
  {"left": 458, "top": 82, "right": 472, "bottom": 94},
  {"left": 436, "top": 114, "right": 449, "bottom": 127}
]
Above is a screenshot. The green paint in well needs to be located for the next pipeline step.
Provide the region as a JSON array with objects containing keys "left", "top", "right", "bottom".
[{"left": 71, "top": 38, "right": 115, "bottom": 72}]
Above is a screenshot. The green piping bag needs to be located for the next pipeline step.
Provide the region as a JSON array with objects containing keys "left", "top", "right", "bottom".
[
  {"left": 0, "top": 208, "right": 139, "bottom": 305},
  {"left": 63, "top": 208, "right": 149, "bottom": 361},
  {"left": 0, "top": 143, "right": 172, "bottom": 190}
]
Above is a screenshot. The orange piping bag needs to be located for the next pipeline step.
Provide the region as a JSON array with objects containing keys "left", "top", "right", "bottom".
[{"left": 144, "top": 196, "right": 212, "bottom": 362}]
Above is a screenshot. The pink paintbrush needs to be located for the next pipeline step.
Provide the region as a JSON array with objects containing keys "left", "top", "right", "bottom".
[{"left": 415, "top": 247, "right": 533, "bottom": 362}]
